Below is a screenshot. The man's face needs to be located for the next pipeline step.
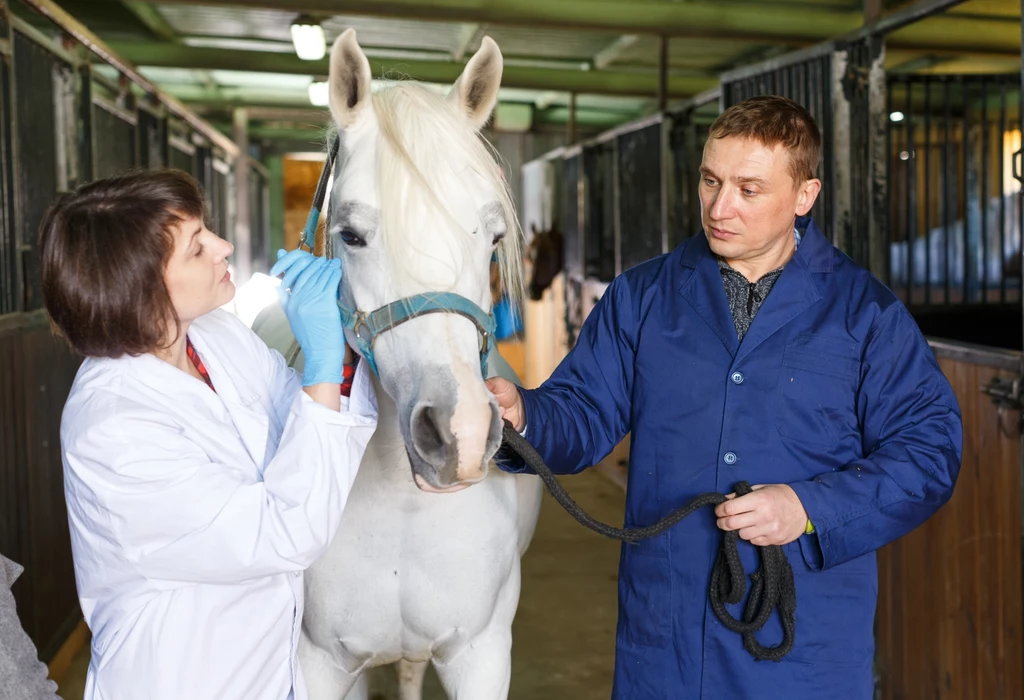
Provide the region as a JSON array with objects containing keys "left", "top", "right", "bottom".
[{"left": 698, "top": 136, "right": 820, "bottom": 278}]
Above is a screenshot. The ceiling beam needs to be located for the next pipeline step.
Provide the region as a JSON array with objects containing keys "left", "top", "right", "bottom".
[
  {"left": 121, "top": 1, "right": 179, "bottom": 42},
  {"left": 108, "top": 42, "right": 718, "bottom": 97},
  {"left": 452, "top": 23, "right": 480, "bottom": 62},
  {"left": 96, "top": 0, "right": 866, "bottom": 40},
  {"left": 93, "top": 0, "right": 1020, "bottom": 57},
  {"left": 592, "top": 35, "right": 639, "bottom": 71}
]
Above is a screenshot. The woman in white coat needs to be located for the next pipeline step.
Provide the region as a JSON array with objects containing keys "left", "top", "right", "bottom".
[{"left": 38, "top": 169, "right": 376, "bottom": 700}]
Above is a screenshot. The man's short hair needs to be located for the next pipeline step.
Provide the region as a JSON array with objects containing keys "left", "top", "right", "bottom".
[
  {"left": 708, "top": 95, "right": 822, "bottom": 183},
  {"left": 39, "top": 169, "right": 208, "bottom": 358}
]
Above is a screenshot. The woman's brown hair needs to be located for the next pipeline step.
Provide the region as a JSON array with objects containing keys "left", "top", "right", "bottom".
[{"left": 38, "top": 169, "right": 208, "bottom": 358}]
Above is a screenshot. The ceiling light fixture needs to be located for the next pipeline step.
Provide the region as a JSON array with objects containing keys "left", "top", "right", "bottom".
[
  {"left": 290, "top": 15, "right": 326, "bottom": 61},
  {"left": 308, "top": 80, "right": 329, "bottom": 106}
]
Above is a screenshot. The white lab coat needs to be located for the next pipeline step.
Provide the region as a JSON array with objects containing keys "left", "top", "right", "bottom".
[{"left": 60, "top": 309, "right": 377, "bottom": 700}]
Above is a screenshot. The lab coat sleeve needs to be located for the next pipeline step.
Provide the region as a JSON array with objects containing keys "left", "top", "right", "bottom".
[
  {"left": 497, "top": 276, "right": 636, "bottom": 475},
  {"left": 788, "top": 303, "right": 963, "bottom": 570},
  {"left": 63, "top": 389, "right": 376, "bottom": 585}
]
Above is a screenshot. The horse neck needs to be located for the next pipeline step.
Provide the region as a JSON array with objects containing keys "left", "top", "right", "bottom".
[{"left": 362, "top": 371, "right": 416, "bottom": 485}]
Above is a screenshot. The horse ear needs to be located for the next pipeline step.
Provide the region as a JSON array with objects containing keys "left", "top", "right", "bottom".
[
  {"left": 449, "top": 36, "right": 503, "bottom": 130},
  {"left": 328, "top": 28, "right": 373, "bottom": 128}
]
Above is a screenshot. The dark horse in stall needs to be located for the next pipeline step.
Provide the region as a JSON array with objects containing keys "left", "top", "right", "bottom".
[{"left": 526, "top": 223, "right": 563, "bottom": 301}]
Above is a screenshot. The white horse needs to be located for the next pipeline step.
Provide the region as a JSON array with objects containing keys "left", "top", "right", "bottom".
[{"left": 252, "top": 29, "right": 543, "bottom": 700}]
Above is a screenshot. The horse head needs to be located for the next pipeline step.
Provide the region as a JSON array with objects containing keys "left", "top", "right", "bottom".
[{"left": 325, "top": 29, "right": 524, "bottom": 493}]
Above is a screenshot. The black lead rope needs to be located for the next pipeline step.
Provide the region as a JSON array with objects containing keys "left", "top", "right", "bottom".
[{"left": 500, "top": 421, "right": 797, "bottom": 662}]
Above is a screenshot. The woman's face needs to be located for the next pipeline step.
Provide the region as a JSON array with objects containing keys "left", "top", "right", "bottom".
[{"left": 163, "top": 216, "right": 235, "bottom": 326}]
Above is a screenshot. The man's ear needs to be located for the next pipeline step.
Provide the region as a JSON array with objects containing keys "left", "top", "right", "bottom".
[{"left": 795, "top": 178, "right": 822, "bottom": 217}]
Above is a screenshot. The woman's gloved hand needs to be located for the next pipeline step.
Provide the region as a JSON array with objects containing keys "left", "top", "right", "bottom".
[{"left": 270, "top": 249, "right": 345, "bottom": 386}]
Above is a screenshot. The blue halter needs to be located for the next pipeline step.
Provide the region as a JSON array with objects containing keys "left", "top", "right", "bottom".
[{"left": 300, "top": 135, "right": 497, "bottom": 378}]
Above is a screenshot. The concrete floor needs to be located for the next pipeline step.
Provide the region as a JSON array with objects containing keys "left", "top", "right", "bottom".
[{"left": 55, "top": 468, "right": 624, "bottom": 699}]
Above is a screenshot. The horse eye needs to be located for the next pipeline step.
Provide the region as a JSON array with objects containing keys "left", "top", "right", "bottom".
[
  {"left": 492, "top": 233, "right": 505, "bottom": 247},
  {"left": 340, "top": 228, "right": 366, "bottom": 247}
]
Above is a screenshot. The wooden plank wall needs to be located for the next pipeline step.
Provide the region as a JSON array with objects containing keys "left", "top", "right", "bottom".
[
  {"left": 0, "top": 312, "right": 82, "bottom": 659},
  {"left": 875, "top": 344, "right": 1023, "bottom": 699}
]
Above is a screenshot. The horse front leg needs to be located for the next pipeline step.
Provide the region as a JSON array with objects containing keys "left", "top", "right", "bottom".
[
  {"left": 299, "top": 630, "right": 367, "bottom": 700},
  {"left": 395, "top": 659, "right": 429, "bottom": 700},
  {"left": 432, "top": 627, "right": 512, "bottom": 700}
]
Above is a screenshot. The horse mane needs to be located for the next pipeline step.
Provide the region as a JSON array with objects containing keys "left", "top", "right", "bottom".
[{"left": 364, "top": 82, "right": 525, "bottom": 313}]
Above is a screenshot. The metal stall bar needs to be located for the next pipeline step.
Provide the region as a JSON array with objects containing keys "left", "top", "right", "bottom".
[
  {"left": 0, "top": 8, "right": 15, "bottom": 315},
  {"left": 137, "top": 101, "right": 168, "bottom": 169},
  {"left": 924, "top": 78, "right": 932, "bottom": 304},
  {"left": 905, "top": 76, "right": 913, "bottom": 303},
  {"left": 943, "top": 78, "right": 952, "bottom": 304},
  {"left": 999, "top": 81, "right": 1007, "bottom": 304},
  {"left": 981, "top": 78, "right": 989, "bottom": 304},
  {"left": 962, "top": 77, "right": 970, "bottom": 304}
]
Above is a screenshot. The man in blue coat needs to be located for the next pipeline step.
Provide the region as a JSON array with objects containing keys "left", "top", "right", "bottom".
[{"left": 488, "top": 95, "right": 962, "bottom": 698}]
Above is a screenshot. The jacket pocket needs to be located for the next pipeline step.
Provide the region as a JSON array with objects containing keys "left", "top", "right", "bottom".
[
  {"left": 787, "top": 543, "right": 877, "bottom": 665},
  {"left": 775, "top": 335, "right": 860, "bottom": 446},
  {"left": 617, "top": 543, "right": 672, "bottom": 648}
]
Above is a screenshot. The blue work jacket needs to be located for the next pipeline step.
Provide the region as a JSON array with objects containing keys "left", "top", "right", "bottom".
[{"left": 505, "top": 217, "right": 962, "bottom": 699}]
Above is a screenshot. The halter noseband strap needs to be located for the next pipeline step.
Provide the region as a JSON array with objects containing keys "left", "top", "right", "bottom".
[{"left": 339, "top": 293, "right": 496, "bottom": 378}]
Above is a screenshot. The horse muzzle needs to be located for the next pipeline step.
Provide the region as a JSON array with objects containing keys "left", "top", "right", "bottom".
[{"left": 400, "top": 365, "right": 503, "bottom": 492}]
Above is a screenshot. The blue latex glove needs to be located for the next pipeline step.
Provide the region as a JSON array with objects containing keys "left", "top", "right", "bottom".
[{"left": 270, "top": 248, "right": 345, "bottom": 386}]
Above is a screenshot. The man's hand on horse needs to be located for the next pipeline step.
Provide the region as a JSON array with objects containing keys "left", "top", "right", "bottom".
[
  {"left": 485, "top": 377, "right": 525, "bottom": 433},
  {"left": 714, "top": 484, "right": 809, "bottom": 547}
]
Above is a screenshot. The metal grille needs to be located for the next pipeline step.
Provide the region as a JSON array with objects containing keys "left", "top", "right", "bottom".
[
  {"left": 0, "top": 50, "right": 16, "bottom": 314},
  {"left": 169, "top": 142, "right": 195, "bottom": 174},
  {"left": 211, "top": 164, "right": 233, "bottom": 244},
  {"left": 137, "top": 108, "right": 167, "bottom": 169},
  {"left": 721, "top": 49, "right": 836, "bottom": 238},
  {"left": 839, "top": 38, "right": 889, "bottom": 272},
  {"left": 13, "top": 31, "right": 65, "bottom": 311},
  {"left": 91, "top": 101, "right": 136, "bottom": 179},
  {"left": 668, "top": 112, "right": 712, "bottom": 250},
  {"left": 616, "top": 122, "right": 664, "bottom": 272},
  {"left": 582, "top": 142, "right": 616, "bottom": 282},
  {"left": 195, "top": 145, "right": 213, "bottom": 200},
  {"left": 887, "top": 74, "right": 1022, "bottom": 308}
]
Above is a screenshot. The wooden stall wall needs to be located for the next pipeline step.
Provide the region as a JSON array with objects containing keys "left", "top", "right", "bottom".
[
  {"left": 875, "top": 343, "right": 1023, "bottom": 700},
  {"left": 0, "top": 313, "right": 82, "bottom": 660}
]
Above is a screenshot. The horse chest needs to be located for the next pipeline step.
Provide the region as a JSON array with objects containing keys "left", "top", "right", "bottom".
[{"left": 304, "top": 465, "right": 521, "bottom": 658}]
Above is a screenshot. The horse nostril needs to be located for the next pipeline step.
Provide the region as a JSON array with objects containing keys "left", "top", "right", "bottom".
[{"left": 411, "top": 403, "right": 449, "bottom": 471}]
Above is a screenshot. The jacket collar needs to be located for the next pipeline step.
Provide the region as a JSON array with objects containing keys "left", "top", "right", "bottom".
[
  {"left": 679, "top": 216, "right": 833, "bottom": 273},
  {"left": 677, "top": 216, "right": 832, "bottom": 359}
]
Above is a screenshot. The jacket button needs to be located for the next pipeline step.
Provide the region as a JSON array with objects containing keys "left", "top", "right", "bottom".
[
  {"left": 730, "top": 371, "right": 744, "bottom": 384},
  {"left": 724, "top": 452, "right": 737, "bottom": 465}
]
